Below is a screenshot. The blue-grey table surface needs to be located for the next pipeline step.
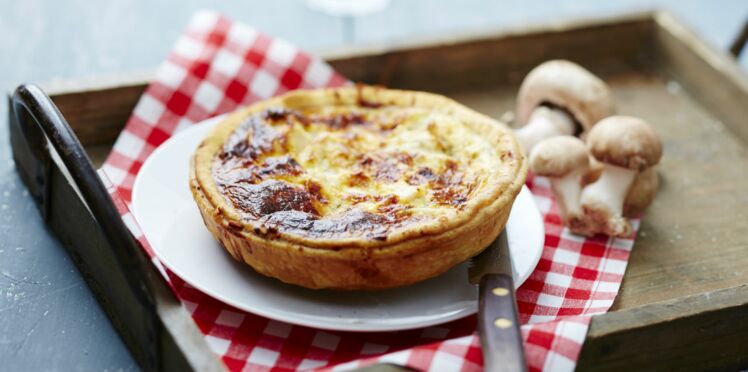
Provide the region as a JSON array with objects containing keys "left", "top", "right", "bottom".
[{"left": 1, "top": 1, "right": 747, "bottom": 370}]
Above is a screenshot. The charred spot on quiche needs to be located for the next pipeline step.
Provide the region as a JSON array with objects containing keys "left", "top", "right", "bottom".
[
  {"left": 313, "top": 112, "right": 368, "bottom": 129},
  {"left": 257, "top": 209, "right": 399, "bottom": 241},
  {"left": 356, "top": 83, "right": 384, "bottom": 109},
  {"left": 347, "top": 171, "right": 369, "bottom": 187},
  {"left": 222, "top": 180, "right": 319, "bottom": 218},
  {"left": 259, "top": 155, "right": 303, "bottom": 177}
]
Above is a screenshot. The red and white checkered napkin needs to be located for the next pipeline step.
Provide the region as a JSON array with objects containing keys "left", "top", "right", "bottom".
[{"left": 101, "top": 10, "right": 638, "bottom": 371}]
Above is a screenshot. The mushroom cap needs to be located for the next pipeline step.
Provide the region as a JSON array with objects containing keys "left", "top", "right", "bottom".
[
  {"left": 587, "top": 116, "right": 663, "bottom": 171},
  {"left": 528, "top": 105, "right": 576, "bottom": 133},
  {"left": 517, "top": 60, "right": 614, "bottom": 132},
  {"left": 582, "top": 155, "right": 604, "bottom": 185},
  {"left": 624, "top": 166, "right": 659, "bottom": 215},
  {"left": 529, "top": 136, "right": 590, "bottom": 177}
]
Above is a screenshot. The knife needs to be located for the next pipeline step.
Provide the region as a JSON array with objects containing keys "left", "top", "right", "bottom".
[{"left": 469, "top": 230, "right": 527, "bottom": 372}]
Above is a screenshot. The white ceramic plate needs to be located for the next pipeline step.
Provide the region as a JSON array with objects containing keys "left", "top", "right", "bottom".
[{"left": 132, "top": 115, "right": 544, "bottom": 332}]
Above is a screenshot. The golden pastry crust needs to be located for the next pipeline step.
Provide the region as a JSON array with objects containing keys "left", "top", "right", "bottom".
[{"left": 190, "top": 86, "right": 527, "bottom": 289}]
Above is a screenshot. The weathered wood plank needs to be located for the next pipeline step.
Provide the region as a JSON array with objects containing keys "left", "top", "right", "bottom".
[
  {"left": 578, "top": 285, "right": 748, "bottom": 371},
  {"left": 654, "top": 11, "right": 748, "bottom": 144},
  {"left": 326, "top": 13, "right": 654, "bottom": 90},
  {"left": 42, "top": 72, "right": 150, "bottom": 146}
]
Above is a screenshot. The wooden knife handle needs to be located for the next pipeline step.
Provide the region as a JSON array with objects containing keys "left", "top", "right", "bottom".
[{"left": 478, "top": 273, "right": 527, "bottom": 372}]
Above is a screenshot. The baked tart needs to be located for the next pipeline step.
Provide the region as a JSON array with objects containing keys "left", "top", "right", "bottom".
[{"left": 190, "top": 86, "right": 527, "bottom": 290}]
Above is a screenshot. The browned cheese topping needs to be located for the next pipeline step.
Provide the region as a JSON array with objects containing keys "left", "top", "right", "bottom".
[{"left": 212, "top": 103, "right": 501, "bottom": 241}]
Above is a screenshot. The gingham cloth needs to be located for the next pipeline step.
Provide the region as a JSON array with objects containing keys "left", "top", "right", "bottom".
[{"left": 101, "top": 11, "right": 638, "bottom": 371}]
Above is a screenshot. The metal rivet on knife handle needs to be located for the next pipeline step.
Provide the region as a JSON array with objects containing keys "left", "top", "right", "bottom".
[
  {"left": 492, "top": 287, "right": 509, "bottom": 296},
  {"left": 494, "top": 318, "right": 513, "bottom": 329}
]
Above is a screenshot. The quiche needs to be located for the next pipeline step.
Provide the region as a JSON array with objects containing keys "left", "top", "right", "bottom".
[{"left": 190, "top": 86, "right": 527, "bottom": 290}]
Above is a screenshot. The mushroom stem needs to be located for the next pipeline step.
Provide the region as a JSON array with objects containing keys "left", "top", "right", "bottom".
[
  {"left": 515, "top": 106, "right": 575, "bottom": 153},
  {"left": 550, "top": 168, "right": 586, "bottom": 225},
  {"left": 580, "top": 164, "right": 637, "bottom": 236}
]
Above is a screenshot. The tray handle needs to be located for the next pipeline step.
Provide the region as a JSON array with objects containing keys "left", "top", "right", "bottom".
[
  {"left": 730, "top": 18, "right": 748, "bottom": 58},
  {"left": 11, "top": 84, "right": 154, "bottom": 309},
  {"left": 10, "top": 84, "right": 163, "bottom": 369}
]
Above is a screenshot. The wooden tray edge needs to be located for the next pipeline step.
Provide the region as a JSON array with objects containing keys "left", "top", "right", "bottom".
[
  {"left": 38, "top": 10, "right": 659, "bottom": 96},
  {"left": 580, "top": 284, "right": 748, "bottom": 370}
]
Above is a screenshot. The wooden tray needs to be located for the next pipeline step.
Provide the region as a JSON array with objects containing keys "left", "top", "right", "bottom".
[{"left": 9, "top": 11, "right": 748, "bottom": 371}]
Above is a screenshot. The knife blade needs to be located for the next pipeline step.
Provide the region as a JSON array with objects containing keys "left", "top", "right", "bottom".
[{"left": 468, "top": 230, "right": 527, "bottom": 372}]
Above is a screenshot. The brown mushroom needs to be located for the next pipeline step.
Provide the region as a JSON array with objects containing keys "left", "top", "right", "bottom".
[
  {"left": 580, "top": 116, "right": 663, "bottom": 237},
  {"left": 582, "top": 156, "right": 604, "bottom": 186},
  {"left": 515, "top": 60, "right": 615, "bottom": 154},
  {"left": 624, "top": 166, "right": 659, "bottom": 216},
  {"left": 529, "top": 136, "right": 591, "bottom": 233}
]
